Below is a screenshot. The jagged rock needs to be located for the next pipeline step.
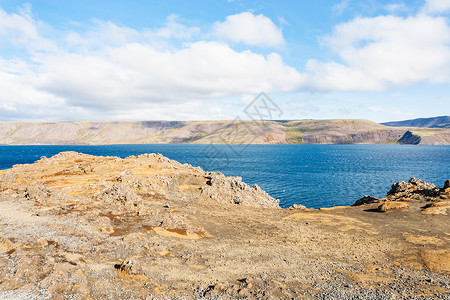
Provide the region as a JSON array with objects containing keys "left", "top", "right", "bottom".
[
  {"left": 352, "top": 195, "right": 381, "bottom": 206},
  {"left": 94, "top": 183, "right": 142, "bottom": 207},
  {"left": 398, "top": 131, "right": 421, "bottom": 145},
  {"left": 388, "top": 177, "right": 437, "bottom": 195},
  {"left": 409, "top": 177, "right": 437, "bottom": 190},
  {"left": 444, "top": 180, "right": 450, "bottom": 189},
  {"left": 200, "top": 172, "right": 279, "bottom": 208},
  {"left": 24, "top": 185, "right": 54, "bottom": 203},
  {"left": 289, "top": 204, "right": 307, "bottom": 210}
]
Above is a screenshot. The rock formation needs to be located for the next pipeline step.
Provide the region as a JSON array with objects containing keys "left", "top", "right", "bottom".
[{"left": 398, "top": 130, "right": 421, "bottom": 144}]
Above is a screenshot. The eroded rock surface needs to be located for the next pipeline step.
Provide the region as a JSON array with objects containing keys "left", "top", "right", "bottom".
[
  {"left": 0, "top": 152, "right": 448, "bottom": 299},
  {"left": 353, "top": 177, "right": 450, "bottom": 216}
]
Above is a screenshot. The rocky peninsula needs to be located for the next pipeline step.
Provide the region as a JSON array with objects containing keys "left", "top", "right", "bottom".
[{"left": 0, "top": 152, "right": 449, "bottom": 299}]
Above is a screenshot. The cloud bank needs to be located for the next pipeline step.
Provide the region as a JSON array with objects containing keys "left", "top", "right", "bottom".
[
  {"left": 301, "top": 1, "right": 450, "bottom": 91},
  {"left": 0, "top": 8, "right": 299, "bottom": 120},
  {"left": 0, "top": 0, "right": 449, "bottom": 121}
]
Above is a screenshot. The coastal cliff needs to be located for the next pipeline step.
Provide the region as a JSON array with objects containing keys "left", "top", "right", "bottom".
[
  {"left": 0, "top": 152, "right": 449, "bottom": 298},
  {"left": 1, "top": 119, "right": 449, "bottom": 145}
]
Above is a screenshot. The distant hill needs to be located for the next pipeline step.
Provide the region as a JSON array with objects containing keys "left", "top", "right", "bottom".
[
  {"left": 0, "top": 119, "right": 449, "bottom": 145},
  {"left": 381, "top": 116, "right": 450, "bottom": 128}
]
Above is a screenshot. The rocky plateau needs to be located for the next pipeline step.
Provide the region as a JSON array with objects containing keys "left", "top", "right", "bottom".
[{"left": 0, "top": 152, "right": 449, "bottom": 299}]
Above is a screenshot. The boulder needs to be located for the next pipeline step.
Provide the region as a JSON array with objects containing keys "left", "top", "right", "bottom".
[
  {"left": 444, "top": 180, "right": 450, "bottom": 189},
  {"left": 352, "top": 195, "right": 381, "bottom": 206},
  {"left": 388, "top": 177, "right": 436, "bottom": 195},
  {"left": 289, "top": 204, "right": 307, "bottom": 210}
]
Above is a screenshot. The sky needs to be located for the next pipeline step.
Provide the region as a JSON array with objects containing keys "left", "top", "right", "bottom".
[{"left": 0, "top": 0, "right": 449, "bottom": 122}]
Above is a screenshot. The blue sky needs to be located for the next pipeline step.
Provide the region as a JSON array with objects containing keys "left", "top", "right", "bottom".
[{"left": 0, "top": 0, "right": 449, "bottom": 122}]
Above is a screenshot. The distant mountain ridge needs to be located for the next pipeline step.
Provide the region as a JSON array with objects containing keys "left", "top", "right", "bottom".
[
  {"left": 381, "top": 116, "right": 450, "bottom": 128},
  {"left": 1, "top": 119, "right": 449, "bottom": 145}
]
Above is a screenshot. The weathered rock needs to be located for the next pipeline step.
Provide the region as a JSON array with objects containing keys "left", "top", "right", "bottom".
[
  {"left": 409, "top": 177, "right": 437, "bottom": 190},
  {"left": 289, "top": 204, "right": 307, "bottom": 210},
  {"left": 377, "top": 201, "right": 409, "bottom": 212},
  {"left": 444, "top": 180, "right": 450, "bottom": 189},
  {"left": 398, "top": 130, "right": 421, "bottom": 144},
  {"left": 115, "top": 259, "right": 142, "bottom": 275},
  {"left": 94, "top": 183, "right": 143, "bottom": 207},
  {"left": 421, "top": 201, "right": 450, "bottom": 215},
  {"left": 352, "top": 195, "right": 381, "bottom": 206},
  {"left": 388, "top": 177, "right": 437, "bottom": 196},
  {"left": 200, "top": 172, "right": 279, "bottom": 208}
]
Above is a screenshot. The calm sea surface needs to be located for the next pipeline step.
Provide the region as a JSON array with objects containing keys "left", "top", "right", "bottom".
[{"left": 0, "top": 144, "right": 449, "bottom": 208}]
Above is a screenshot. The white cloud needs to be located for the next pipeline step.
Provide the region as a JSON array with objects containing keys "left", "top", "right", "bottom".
[
  {"left": 0, "top": 7, "right": 300, "bottom": 121},
  {"left": 332, "top": 0, "right": 351, "bottom": 15},
  {"left": 154, "top": 14, "right": 200, "bottom": 40},
  {"left": 384, "top": 3, "right": 408, "bottom": 13},
  {"left": 0, "top": 6, "right": 55, "bottom": 53},
  {"left": 38, "top": 41, "right": 301, "bottom": 104},
  {"left": 300, "top": 13, "right": 450, "bottom": 91},
  {"left": 422, "top": 0, "right": 450, "bottom": 14},
  {"left": 214, "top": 12, "right": 285, "bottom": 47}
]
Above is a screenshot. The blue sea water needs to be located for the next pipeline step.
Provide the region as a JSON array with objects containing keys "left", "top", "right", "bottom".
[{"left": 0, "top": 144, "right": 449, "bottom": 208}]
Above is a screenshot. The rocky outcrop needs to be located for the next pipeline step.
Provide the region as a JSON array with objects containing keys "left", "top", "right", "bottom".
[
  {"left": 288, "top": 203, "right": 307, "bottom": 210},
  {"left": 200, "top": 172, "right": 278, "bottom": 208},
  {"left": 352, "top": 195, "right": 381, "bottom": 206},
  {"left": 398, "top": 130, "right": 421, "bottom": 144},
  {"left": 388, "top": 177, "right": 438, "bottom": 196},
  {"left": 352, "top": 177, "right": 449, "bottom": 215}
]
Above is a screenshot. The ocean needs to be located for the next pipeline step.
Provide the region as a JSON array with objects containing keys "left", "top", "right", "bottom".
[{"left": 0, "top": 144, "right": 449, "bottom": 208}]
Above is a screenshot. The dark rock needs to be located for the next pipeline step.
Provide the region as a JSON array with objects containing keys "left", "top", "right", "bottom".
[
  {"left": 398, "top": 131, "right": 421, "bottom": 145},
  {"left": 114, "top": 259, "right": 141, "bottom": 275},
  {"left": 444, "top": 180, "right": 450, "bottom": 189},
  {"left": 352, "top": 195, "right": 381, "bottom": 206}
]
